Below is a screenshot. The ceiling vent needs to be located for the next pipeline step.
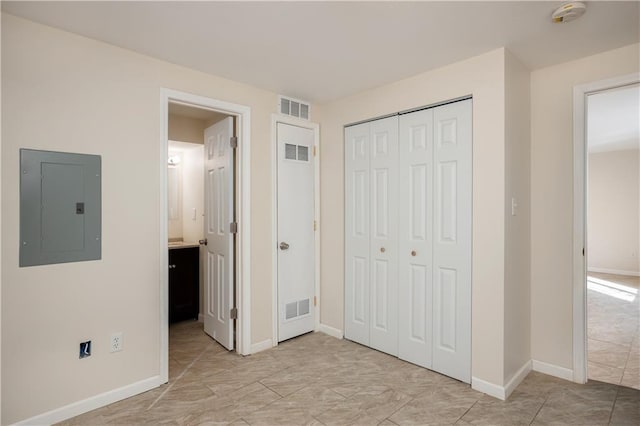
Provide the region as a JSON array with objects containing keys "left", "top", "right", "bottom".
[{"left": 279, "top": 95, "right": 310, "bottom": 120}]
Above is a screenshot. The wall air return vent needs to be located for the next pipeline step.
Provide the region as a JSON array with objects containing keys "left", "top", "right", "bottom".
[{"left": 279, "top": 95, "right": 311, "bottom": 120}]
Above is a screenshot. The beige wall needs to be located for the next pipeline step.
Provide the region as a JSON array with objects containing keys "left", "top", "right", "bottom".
[
  {"left": 531, "top": 43, "right": 640, "bottom": 369},
  {"left": 168, "top": 114, "right": 205, "bottom": 145},
  {"left": 588, "top": 149, "right": 640, "bottom": 274},
  {"left": 1, "top": 14, "right": 283, "bottom": 424},
  {"left": 316, "top": 48, "right": 508, "bottom": 386},
  {"left": 504, "top": 51, "right": 532, "bottom": 382}
]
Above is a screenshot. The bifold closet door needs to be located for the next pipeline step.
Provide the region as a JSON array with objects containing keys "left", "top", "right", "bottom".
[
  {"left": 369, "top": 117, "right": 398, "bottom": 356},
  {"left": 398, "top": 99, "right": 472, "bottom": 383},
  {"left": 345, "top": 122, "right": 371, "bottom": 346},
  {"left": 398, "top": 108, "right": 434, "bottom": 369},
  {"left": 345, "top": 116, "right": 399, "bottom": 356},
  {"left": 431, "top": 100, "right": 472, "bottom": 383}
]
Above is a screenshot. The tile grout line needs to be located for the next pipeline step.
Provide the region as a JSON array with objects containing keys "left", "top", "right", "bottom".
[
  {"left": 607, "top": 385, "right": 621, "bottom": 425},
  {"left": 380, "top": 393, "right": 414, "bottom": 424},
  {"left": 455, "top": 399, "right": 478, "bottom": 423},
  {"left": 146, "top": 345, "right": 211, "bottom": 411},
  {"left": 529, "top": 394, "right": 549, "bottom": 426}
]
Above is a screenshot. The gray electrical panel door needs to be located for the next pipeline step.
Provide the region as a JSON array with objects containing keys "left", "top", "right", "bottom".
[{"left": 20, "top": 149, "right": 101, "bottom": 267}]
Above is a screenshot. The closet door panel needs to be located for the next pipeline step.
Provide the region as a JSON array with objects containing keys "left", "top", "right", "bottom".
[
  {"left": 398, "top": 110, "right": 434, "bottom": 368},
  {"left": 345, "top": 123, "right": 371, "bottom": 346},
  {"left": 432, "top": 100, "right": 472, "bottom": 383},
  {"left": 369, "top": 116, "right": 399, "bottom": 356}
]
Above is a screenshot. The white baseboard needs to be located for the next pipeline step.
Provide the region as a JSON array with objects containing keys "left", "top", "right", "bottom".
[
  {"left": 472, "top": 376, "right": 506, "bottom": 400},
  {"left": 472, "top": 360, "right": 533, "bottom": 401},
  {"left": 588, "top": 267, "right": 640, "bottom": 277},
  {"left": 13, "top": 375, "right": 162, "bottom": 426},
  {"left": 532, "top": 359, "right": 574, "bottom": 381},
  {"left": 250, "top": 339, "right": 272, "bottom": 354},
  {"left": 317, "top": 323, "right": 344, "bottom": 339},
  {"left": 197, "top": 313, "right": 204, "bottom": 322},
  {"left": 504, "top": 360, "right": 532, "bottom": 399}
]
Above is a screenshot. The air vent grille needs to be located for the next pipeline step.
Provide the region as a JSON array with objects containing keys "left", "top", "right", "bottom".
[{"left": 279, "top": 95, "right": 311, "bottom": 120}]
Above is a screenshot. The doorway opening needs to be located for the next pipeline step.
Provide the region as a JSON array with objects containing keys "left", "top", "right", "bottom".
[
  {"left": 160, "top": 89, "right": 252, "bottom": 384},
  {"left": 585, "top": 84, "right": 640, "bottom": 388},
  {"left": 573, "top": 74, "right": 639, "bottom": 387}
]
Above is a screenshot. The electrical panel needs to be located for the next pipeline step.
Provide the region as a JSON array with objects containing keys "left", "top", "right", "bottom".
[{"left": 20, "top": 149, "right": 101, "bottom": 267}]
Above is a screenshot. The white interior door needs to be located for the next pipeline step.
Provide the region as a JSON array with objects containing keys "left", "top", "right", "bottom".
[
  {"left": 398, "top": 108, "right": 434, "bottom": 369},
  {"left": 369, "top": 116, "right": 399, "bottom": 356},
  {"left": 277, "top": 123, "right": 315, "bottom": 342},
  {"left": 203, "top": 117, "right": 235, "bottom": 350},
  {"left": 432, "top": 100, "right": 472, "bottom": 383},
  {"left": 344, "top": 122, "right": 371, "bottom": 346}
]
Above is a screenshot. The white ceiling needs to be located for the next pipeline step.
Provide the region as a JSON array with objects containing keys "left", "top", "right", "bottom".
[
  {"left": 588, "top": 84, "right": 640, "bottom": 153},
  {"left": 2, "top": 1, "right": 639, "bottom": 103}
]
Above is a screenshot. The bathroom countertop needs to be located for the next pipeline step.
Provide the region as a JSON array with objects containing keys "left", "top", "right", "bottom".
[{"left": 168, "top": 241, "right": 200, "bottom": 249}]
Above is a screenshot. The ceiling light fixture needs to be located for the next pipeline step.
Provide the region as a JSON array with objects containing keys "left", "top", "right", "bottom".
[{"left": 552, "top": 2, "right": 587, "bottom": 23}]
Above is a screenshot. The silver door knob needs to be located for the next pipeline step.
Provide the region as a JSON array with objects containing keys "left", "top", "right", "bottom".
[
  {"left": 199, "top": 239, "right": 207, "bottom": 246},
  {"left": 280, "top": 242, "right": 290, "bottom": 250}
]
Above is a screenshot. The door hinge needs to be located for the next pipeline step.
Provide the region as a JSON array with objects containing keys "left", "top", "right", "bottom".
[
  {"left": 230, "top": 222, "right": 238, "bottom": 234},
  {"left": 582, "top": 248, "right": 585, "bottom": 256},
  {"left": 313, "top": 145, "right": 317, "bottom": 157},
  {"left": 230, "top": 307, "right": 238, "bottom": 319},
  {"left": 314, "top": 220, "right": 317, "bottom": 231},
  {"left": 230, "top": 136, "right": 238, "bottom": 149},
  {"left": 314, "top": 296, "right": 317, "bottom": 307}
]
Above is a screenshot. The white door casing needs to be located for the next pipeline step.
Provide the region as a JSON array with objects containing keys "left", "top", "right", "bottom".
[
  {"left": 277, "top": 123, "right": 316, "bottom": 342},
  {"left": 344, "top": 122, "right": 371, "bottom": 346},
  {"left": 204, "top": 117, "right": 235, "bottom": 350},
  {"left": 431, "top": 100, "right": 472, "bottom": 383},
  {"left": 398, "top": 108, "right": 434, "bottom": 369},
  {"left": 369, "top": 117, "right": 399, "bottom": 356}
]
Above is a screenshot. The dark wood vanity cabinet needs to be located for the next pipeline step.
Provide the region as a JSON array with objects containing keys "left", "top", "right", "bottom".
[{"left": 169, "top": 246, "right": 199, "bottom": 323}]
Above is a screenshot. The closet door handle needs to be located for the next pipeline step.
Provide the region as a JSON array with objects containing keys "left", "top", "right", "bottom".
[
  {"left": 380, "top": 247, "right": 386, "bottom": 253},
  {"left": 411, "top": 251, "right": 417, "bottom": 257}
]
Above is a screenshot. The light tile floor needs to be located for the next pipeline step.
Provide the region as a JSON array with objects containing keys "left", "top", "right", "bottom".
[
  {"left": 60, "top": 320, "right": 639, "bottom": 425},
  {"left": 588, "top": 272, "right": 640, "bottom": 390}
]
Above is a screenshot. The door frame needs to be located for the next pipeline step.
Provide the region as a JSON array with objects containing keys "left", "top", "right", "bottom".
[
  {"left": 271, "top": 114, "right": 321, "bottom": 346},
  {"left": 572, "top": 72, "right": 639, "bottom": 384},
  {"left": 160, "top": 88, "right": 252, "bottom": 383}
]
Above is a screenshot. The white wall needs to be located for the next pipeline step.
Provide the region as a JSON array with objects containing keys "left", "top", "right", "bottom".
[
  {"left": 1, "top": 14, "right": 285, "bottom": 424},
  {"left": 588, "top": 148, "right": 640, "bottom": 275},
  {"left": 316, "top": 48, "right": 508, "bottom": 387},
  {"left": 167, "top": 151, "right": 184, "bottom": 240},
  {"left": 531, "top": 43, "right": 640, "bottom": 370},
  {"left": 168, "top": 114, "right": 205, "bottom": 145},
  {"left": 504, "top": 51, "right": 531, "bottom": 383},
  {"left": 181, "top": 145, "right": 205, "bottom": 244}
]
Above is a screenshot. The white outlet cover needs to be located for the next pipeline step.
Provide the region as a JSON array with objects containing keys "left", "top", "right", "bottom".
[{"left": 110, "top": 332, "right": 123, "bottom": 353}]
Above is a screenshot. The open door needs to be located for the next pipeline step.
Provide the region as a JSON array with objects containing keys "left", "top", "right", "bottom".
[{"left": 203, "top": 117, "right": 235, "bottom": 350}]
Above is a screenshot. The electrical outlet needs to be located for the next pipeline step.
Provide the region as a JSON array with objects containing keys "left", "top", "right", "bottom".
[
  {"left": 79, "top": 340, "right": 91, "bottom": 359},
  {"left": 110, "top": 332, "right": 123, "bottom": 353}
]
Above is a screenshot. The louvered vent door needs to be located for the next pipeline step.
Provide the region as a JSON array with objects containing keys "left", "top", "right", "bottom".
[{"left": 277, "top": 123, "right": 316, "bottom": 342}]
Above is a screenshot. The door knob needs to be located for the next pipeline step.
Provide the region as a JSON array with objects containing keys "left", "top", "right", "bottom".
[
  {"left": 280, "top": 242, "right": 290, "bottom": 250},
  {"left": 411, "top": 250, "right": 417, "bottom": 256},
  {"left": 380, "top": 247, "right": 386, "bottom": 253},
  {"left": 199, "top": 239, "right": 207, "bottom": 246}
]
